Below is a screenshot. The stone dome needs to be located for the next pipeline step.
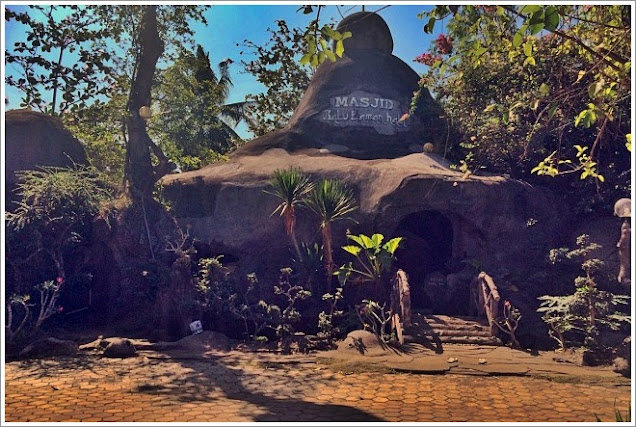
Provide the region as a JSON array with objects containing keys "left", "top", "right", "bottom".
[
  {"left": 335, "top": 11, "right": 393, "bottom": 54},
  {"left": 232, "top": 12, "right": 447, "bottom": 160}
]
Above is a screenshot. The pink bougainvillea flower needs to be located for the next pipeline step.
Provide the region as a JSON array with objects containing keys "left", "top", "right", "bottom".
[
  {"left": 435, "top": 34, "right": 454, "bottom": 55},
  {"left": 414, "top": 53, "right": 443, "bottom": 66}
]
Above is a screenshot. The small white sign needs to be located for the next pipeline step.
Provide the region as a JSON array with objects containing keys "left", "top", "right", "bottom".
[{"left": 189, "top": 320, "right": 203, "bottom": 335}]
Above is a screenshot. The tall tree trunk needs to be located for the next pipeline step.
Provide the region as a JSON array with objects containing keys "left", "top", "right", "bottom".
[{"left": 125, "top": 6, "right": 165, "bottom": 198}]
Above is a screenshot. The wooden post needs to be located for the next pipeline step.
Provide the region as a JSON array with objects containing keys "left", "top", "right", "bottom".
[
  {"left": 478, "top": 272, "right": 500, "bottom": 337},
  {"left": 391, "top": 269, "right": 412, "bottom": 329}
]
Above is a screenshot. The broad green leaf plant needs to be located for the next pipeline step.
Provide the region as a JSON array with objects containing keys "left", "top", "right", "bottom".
[{"left": 336, "top": 233, "right": 403, "bottom": 286}]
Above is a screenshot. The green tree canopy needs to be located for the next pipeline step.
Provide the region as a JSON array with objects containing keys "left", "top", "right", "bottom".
[
  {"left": 6, "top": 5, "right": 210, "bottom": 197},
  {"left": 414, "top": 5, "right": 631, "bottom": 214},
  {"left": 241, "top": 20, "right": 312, "bottom": 136},
  {"left": 5, "top": 5, "right": 114, "bottom": 115},
  {"left": 151, "top": 45, "right": 248, "bottom": 171}
]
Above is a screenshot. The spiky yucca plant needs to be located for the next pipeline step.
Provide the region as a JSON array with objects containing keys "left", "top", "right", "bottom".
[
  {"left": 265, "top": 168, "right": 314, "bottom": 260},
  {"left": 304, "top": 179, "right": 358, "bottom": 291}
]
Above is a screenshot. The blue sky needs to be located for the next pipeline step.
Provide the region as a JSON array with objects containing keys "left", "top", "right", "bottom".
[{"left": 3, "top": 3, "right": 437, "bottom": 139}]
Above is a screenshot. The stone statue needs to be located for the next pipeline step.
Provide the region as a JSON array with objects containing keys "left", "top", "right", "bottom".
[
  {"left": 614, "top": 198, "right": 631, "bottom": 286},
  {"left": 617, "top": 219, "right": 631, "bottom": 285}
]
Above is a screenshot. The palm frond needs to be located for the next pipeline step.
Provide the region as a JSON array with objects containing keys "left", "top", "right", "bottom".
[
  {"left": 216, "top": 60, "right": 233, "bottom": 102},
  {"left": 265, "top": 168, "right": 314, "bottom": 210},
  {"left": 304, "top": 179, "right": 358, "bottom": 226},
  {"left": 219, "top": 101, "right": 251, "bottom": 127}
]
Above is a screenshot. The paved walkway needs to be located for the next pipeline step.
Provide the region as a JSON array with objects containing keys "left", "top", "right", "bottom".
[{"left": 4, "top": 343, "right": 632, "bottom": 423}]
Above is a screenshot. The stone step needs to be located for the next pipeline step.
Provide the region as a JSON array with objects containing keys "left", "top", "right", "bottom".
[
  {"left": 414, "top": 314, "right": 487, "bottom": 325},
  {"left": 404, "top": 313, "right": 503, "bottom": 346},
  {"left": 407, "top": 328, "right": 494, "bottom": 338},
  {"left": 403, "top": 334, "right": 502, "bottom": 346},
  {"left": 416, "top": 315, "right": 488, "bottom": 327},
  {"left": 414, "top": 325, "right": 490, "bottom": 333}
]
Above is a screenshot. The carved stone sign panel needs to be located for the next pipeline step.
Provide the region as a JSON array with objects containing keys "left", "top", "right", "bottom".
[{"left": 317, "top": 90, "right": 410, "bottom": 135}]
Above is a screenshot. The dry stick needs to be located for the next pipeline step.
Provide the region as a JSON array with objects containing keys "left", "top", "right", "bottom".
[
  {"left": 589, "top": 116, "right": 609, "bottom": 160},
  {"left": 561, "top": 11, "right": 630, "bottom": 30},
  {"left": 141, "top": 195, "right": 155, "bottom": 260}
]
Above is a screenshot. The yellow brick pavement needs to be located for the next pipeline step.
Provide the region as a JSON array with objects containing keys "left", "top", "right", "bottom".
[{"left": 4, "top": 351, "right": 632, "bottom": 422}]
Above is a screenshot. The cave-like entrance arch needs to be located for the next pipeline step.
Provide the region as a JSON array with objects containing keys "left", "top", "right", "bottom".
[{"left": 393, "top": 210, "right": 455, "bottom": 310}]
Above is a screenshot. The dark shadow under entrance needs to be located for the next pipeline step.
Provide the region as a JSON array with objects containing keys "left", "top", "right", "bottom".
[{"left": 394, "top": 210, "right": 469, "bottom": 314}]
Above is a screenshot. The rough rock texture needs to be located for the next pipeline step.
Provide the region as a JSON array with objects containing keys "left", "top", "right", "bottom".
[
  {"left": 231, "top": 12, "right": 447, "bottom": 160},
  {"left": 163, "top": 150, "right": 566, "bottom": 287},
  {"left": 337, "top": 11, "right": 394, "bottom": 53},
  {"left": 338, "top": 330, "right": 390, "bottom": 355},
  {"left": 80, "top": 332, "right": 235, "bottom": 359},
  {"left": 19, "top": 338, "right": 78, "bottom": 359},
  {"left": 176, "top": 330, "right": 232, "bottom": 352},
  {"left": 5, "top": 109, "right": 88, "bottom": 208},
  {"left": 613, "top": 336, "right": 631, "bottom": 377}
]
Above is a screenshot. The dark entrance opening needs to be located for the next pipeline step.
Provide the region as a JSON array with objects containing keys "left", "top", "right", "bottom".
[{"left": 394, "top": 210, "right": 454, "bottom": 310}]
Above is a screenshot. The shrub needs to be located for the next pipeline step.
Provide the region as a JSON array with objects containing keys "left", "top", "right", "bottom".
[
  {"left": 537, "top": 235, "right": 630, "bottom": 350},
  {"left": 6, "top": 165, "right": 112, "bottom": 280},
  {"left": 195, "top": 259, "right": 312, "bottom": 344},
  {"left": 317, "top": 286, "right": 345, "bottom": 342},
  {"left": 5, "top": 165, "right": 112, "bottom": 345},
  {"left": 336, "top": 233, "right": 403, "bottom": 287},
  {"left": 355, "top": 299, "right": 394, "bottom": 342}
]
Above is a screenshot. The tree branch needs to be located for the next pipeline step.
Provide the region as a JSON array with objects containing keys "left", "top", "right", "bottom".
[{"left": 502, "top": 5, "right": 628, "bottom": 74}]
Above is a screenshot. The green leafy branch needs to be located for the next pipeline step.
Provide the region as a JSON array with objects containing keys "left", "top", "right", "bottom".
[
  {"left": 300, "top": 25, "right": 351, "bottom": 68},
  {"left": 297, "top": 4, "right": 351, "bottom": 68},
  {"left": 531, "top": 144, "right": 605, "bottom": 182}
]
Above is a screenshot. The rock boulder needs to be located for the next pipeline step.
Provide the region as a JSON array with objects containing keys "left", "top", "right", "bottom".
[{"left": 5, "top": 109, "right": 88, "bottom": 209}]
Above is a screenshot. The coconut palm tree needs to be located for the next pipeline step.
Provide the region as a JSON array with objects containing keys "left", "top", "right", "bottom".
[
  {"left": 265, "top": 168, "right": 314, "bottom": 261},
  {"left": 304, "top": 179, "right": 358, "bottom": 291},
  {"left": 153, "top": 45, "right": 252, "bottom": 169},
  {"left": 193, "top": 45, "right": 250, "bottom": 147}
]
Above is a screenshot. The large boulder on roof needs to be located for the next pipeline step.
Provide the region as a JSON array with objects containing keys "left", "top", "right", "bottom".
[{"left": 232, "top": 11, "right": 447, "bottom": 159}]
